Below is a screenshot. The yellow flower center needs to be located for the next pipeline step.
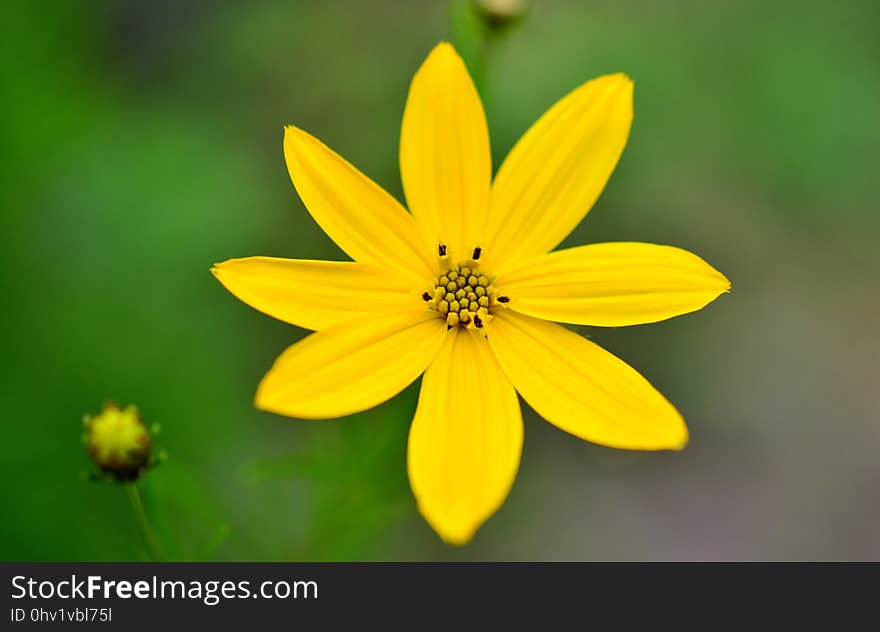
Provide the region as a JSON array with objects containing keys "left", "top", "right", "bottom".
[{"left": 422, "top": 246, "right": 509, "bottom": 329}]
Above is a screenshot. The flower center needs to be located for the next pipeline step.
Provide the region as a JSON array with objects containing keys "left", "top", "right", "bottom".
[{"left": 421, "top": 246, "right": 509, "bottom": 329}]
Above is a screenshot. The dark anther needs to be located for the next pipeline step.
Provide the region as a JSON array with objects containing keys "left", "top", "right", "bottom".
[
  {"left": 473, "top": 315, "right": 483, "bottom": 328},
  {"left": 497, "top": 296, "right": 510, "bottom": 303},
  {"left": 422, "top": 292, "right": 431, "bottom": 301},
  {"left": 438, "top": 244, "right": 447, "bottom": 256},
  {"left": 472, "top": 247, "right": 482, "bottom": 260}
]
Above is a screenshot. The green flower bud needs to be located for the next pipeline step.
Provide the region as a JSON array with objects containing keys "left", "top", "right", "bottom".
[{"left": 473, "top": 0, "right": 530, "bottom": 32}]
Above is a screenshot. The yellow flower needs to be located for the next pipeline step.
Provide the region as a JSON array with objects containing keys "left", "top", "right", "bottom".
[{"left": 213, "top": 43, "right": 730, "bottom": 545}]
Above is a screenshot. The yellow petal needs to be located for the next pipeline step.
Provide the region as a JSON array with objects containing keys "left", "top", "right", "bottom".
[
  {"left": 256, "top": 310, "right": 447, "bottom": 419},
  {"left": 481, "top": 74, "right": 633, "bottom": 273},
  {"left": 212, "top": 257, "right": 422, "bottom": 331},
  {"left": 283, "top": 125, "right": 435, "bottom": 282},
  {"left": 487, "top": 311, "right": 687, "bottom": 450},
  {"left": 408, "top": 329, "right": 523, "bottom": 545},
  {"left": 400, "top": 42, "right": 491, "bottom": 260},
  {"left": 496, "top": 242, "right": 730, "bottom": 327}
]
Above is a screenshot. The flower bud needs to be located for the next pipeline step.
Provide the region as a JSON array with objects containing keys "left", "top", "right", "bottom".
[
  {"left": 473, "top": 0, "right": 530, "bottom": 31},
  {"left": 84, "top": 403, "right": 152, "bottom": 481}
]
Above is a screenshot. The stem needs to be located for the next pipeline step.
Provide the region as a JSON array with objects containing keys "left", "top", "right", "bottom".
[
  {"left": 473, "top": 34, "right": 492, "bottom": 107},
  {"left": 126, "top": 483, "right": 164, "bottom": 561},
  {"left": 449, "top": 0, "right": 497, "bottom": 107}
]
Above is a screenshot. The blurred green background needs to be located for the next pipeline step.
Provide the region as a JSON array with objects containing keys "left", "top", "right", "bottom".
[{"left": 1, "top": 0, "right": 878, "bottom": 561}]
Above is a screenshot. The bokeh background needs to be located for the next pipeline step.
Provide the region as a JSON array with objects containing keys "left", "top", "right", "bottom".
[{"left": 2, "top": 0, "right": 878, "bottom": 561}]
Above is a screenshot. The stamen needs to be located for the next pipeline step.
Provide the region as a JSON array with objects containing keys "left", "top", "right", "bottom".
[
  {"left": 438, "top": 244, "right": 447, "bottom": 257},
  {"left": 472, "top": 247, "right": 481, "bottom": 260},
  {"left": 497, "top": 296, "right": 510, "bottom": 303},
  {"left": 422, "top": 292, "right": 431, "bottom": 301}
]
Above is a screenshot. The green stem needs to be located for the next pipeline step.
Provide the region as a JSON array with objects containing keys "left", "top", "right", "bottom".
[
  {"left": 126, "top": 483, "right": 164, "bottom": 561},
  {"left": 449, "top": 0, "right": 497, "bottom": 107},
  {"left": 473, "top": 34, "right": 492, "bottom": 107}
]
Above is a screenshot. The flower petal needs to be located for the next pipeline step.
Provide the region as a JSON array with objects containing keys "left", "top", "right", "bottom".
[
  {"left": 496, "top": 242, "right": 730, "bottom": 327},
  {"left": 487, "top": 311, "right": 687, "bottom": 450},
  {"left": 408, "top": 329, "right": 523, "bottom": 545},
  {"left": 400, "top": 42, "right": 491, "bottom": 260},
  {"left": 283, "top": 125, "right": 435, "bottom": 282},
  {"left": 212, "top": 257, "right": 422, "bottom": 331},
  {"left": 256, "top": 310, "right": 447, "bottom": 419},
  {"left": 481, "top": 74, "right": 633, "bottom": 273}
]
